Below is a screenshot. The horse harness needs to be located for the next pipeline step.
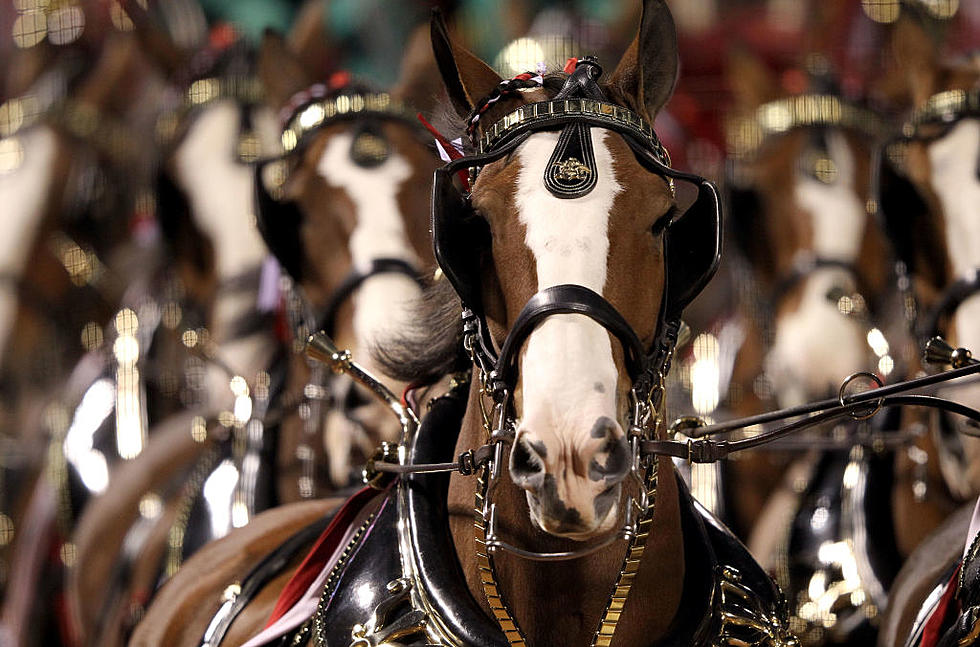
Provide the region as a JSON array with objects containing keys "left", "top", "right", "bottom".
[
  {"left": 252, "top": 82, "right": 427, "bottom": 336},
  {"left": 876, "top": 87, "right": 980, "bottom": 343},
  {"left": 199, "top": 381, "right": 798, "bottom": 647},
  {"left": 727, "top": 93, "right": 891, "bottom": 359}
]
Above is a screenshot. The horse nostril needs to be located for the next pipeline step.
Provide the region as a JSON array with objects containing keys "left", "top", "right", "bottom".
[
  {"left": 588, "top": 418, "right": 630, "bottom": 485},
  {"left": 509, "top": 433, "right": 546, "bottom": 488}
]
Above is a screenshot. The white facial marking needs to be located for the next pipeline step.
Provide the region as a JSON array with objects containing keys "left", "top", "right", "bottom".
[
  {"left": 315, "top": 131, "right": 421, "bottom": 361},
  {"left": 767, "top": 132, "right": 870, "bottom": 406},
  {"left": 927, "top": 119, "right": 980, "bottom": 492},
  {"left": 173, "top": 100, "right": 282, "bottom": 404},
  {"left": 794, "top": 131, "right": 865, "bottom": 261},
  {"left": 929, "top": 120, "right": 980, "bottom": 354},
  {"left": 514, "top": 129, "right": 623, "bottom": 531},
  {"left": 0, "top": 126, "right": 57, "bottom": 361},
  {"left": 766, "top": 269, "right": 868, "bottom": 406}
]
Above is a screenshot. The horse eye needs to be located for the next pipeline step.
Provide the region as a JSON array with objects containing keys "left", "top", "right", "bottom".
[{"left": 651, "top": 206, "right": 677, "bottom": 235}]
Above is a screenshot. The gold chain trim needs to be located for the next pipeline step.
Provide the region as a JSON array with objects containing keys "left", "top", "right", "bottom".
[
  {"left": 592, "top": 461, "right": 658, "bottom": 646},
  {"left": 473, "top": 439, "right": 660, "bottom": 647},
  {"left": 312, "top": 510, "right": 379, "bottom": 645},
  {"left": 166, "top": 443, "right": 221, "bottom": 576},
  {"left": 905, "top": 87, "right": 980, "bottom": 136},
  {"left": 473, "top": 466, "right": 526, "bottom": 646},
  {"left": 477, "top": 98, "right": 670, "bottom": 167},
  {"left": 727, "top": 94, "right": 887, "bottom": 159}
]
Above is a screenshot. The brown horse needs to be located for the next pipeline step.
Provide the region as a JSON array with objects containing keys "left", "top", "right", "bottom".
[
  {"left": 720, "top": 47, "right": 910, "bottom": 645},
  {"left": 0, "top": 26, "right": 171, "bottom": 646},
  {"left": 872, "top": 13, "right": 980, "bottom": 647},
  {"left": 131, "top": 3, "right": 799, "bottom": 646},
  {"left": 61, "top": 29, "right": 286, "bottom": 647},
  {"left": 60, "top": 13, "right": 444, "bottom": 647}
]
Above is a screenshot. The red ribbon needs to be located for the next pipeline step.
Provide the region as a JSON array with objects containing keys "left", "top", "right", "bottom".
[
  {"left": 921, "top": 564, "right": 961, "bottom": 647},
  {"left": 416, "top": 112, "right": 470, "bottom": 191},
  {"left": 262, "top": 487, "right": 381, "bottom": 627}
]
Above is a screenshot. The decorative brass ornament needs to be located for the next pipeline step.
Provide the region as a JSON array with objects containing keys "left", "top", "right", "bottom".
[
  {"left": 351, "top": 131, "right": 390, "bottom": 167},
  {"left": 281, "top": 93, "right": 411, "bottom": 154},
  {"left": 478, "top": 98, "right": 671, "bottom": 169},
  {"left": 551, "top": 157, "right": 592, "bottom": 182},
  {"left": 726, "top": 95, "right": 888, "bottom": 160},
  {"left": 713, "top": 566, "right": 800, "bottom": 646},
  {"left": 348, "top": 578, "right": 436, "bottom": 647}
]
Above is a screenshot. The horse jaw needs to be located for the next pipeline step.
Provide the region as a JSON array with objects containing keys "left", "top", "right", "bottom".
[
  {"left": 511, "top": 129, "right": 628, "bottom": 539},
  {"left": 0, "top": 127, "right": 57, "bottom": 362}
]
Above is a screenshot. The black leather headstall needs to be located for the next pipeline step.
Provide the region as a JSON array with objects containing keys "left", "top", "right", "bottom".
[
  {"left": 432, "top": 59, "right": 721, "bottom": 401},
  {"left": 873, "top": 87, "right": 980, "bottom": 341},
  {"left": 318, "top": 257, "right": 424, "bottom": 338}
]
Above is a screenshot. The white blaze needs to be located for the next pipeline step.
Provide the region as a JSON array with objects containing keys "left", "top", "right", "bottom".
[
  {"left": 173, "top": 100, "right": 281, "bottom": 405},
  {"left": 0, "top": 126, "right": 57, "bottom": 361},
  {"left": 929, "top": 120, "right": 980, "bottom": 355},
  {"left": 514, "top": 129, "right": 621, "bottom": 468},
  {"left": 315, "top": 131, "right": 420, "bottom": 357},
  {"left": 927, "top": 119, "right": 980, "bottom": 493},
  {"left": 767, "top": 131, "right": 869, "bottom": 406}
]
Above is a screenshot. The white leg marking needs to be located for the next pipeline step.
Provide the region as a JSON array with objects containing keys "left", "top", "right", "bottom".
[
  {"left": 315, "top": 132, "right": 421, "bottom": 366},
  {"left": 0, "top": 126, "right": 57, "bottom": 360},
  {"left": 513, "top": 129, "right": 623, "bottom": 531}
]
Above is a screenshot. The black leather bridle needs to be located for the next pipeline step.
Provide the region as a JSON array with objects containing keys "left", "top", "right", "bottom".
[
  {"left": 433, "top": 59, "right": 722, "bottom": 432},
  {"left": 318, "top": 258, "right": 424, "bottom": 339}
]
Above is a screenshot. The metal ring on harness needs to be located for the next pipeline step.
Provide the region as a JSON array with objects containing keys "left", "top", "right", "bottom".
[{"left": 838, "top": 371, "right": 885, "bottom": 421}]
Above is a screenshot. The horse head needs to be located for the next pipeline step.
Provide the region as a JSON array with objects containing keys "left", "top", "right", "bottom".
[
  {"left": 878, "top": 12, "right": 980, "bottom": 499},
  {"left": 726, "top": 50, "right": 891, "bottom": 408},
  {"left": 429, "top": 0, "right": 718, "bottom": 540},
  {"left": 254, "top": 21, "right": 441, "bottom": 486}
]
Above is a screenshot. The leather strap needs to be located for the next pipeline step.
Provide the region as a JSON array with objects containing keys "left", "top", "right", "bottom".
[
  {"left": 319, "top": 258, "right": 422, "bottom": 337},
  {"left": 493, "top": 285, "right": 648, "bottom": 388},
  {"left": 920, "top": 268, "right": 980, "bottom": 341}
]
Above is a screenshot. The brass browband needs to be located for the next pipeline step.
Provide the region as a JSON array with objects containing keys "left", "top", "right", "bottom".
[
  {"left": 183, "top": 76, "right": 264, "bottom": 110},
  {"left": 728, "top": 94, "right": 888, "bottom": 158},
  {"left": 905, "top": 87, "right": 980, "bottom": 135},
  {"left": 280, "top": 92, "right": 414, "bottom": 153},
  {"left": 478, "top": 98, "right": 671, "bottom": 168}
]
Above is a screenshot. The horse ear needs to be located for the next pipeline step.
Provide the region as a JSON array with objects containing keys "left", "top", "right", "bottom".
[
  {"left": 258, "top": 29, "right": 314, "bottom": 110},
  {"left": 605, "top": 0, "right": 678, "bottom": 122},
  {"left": 391, "top": 23, "right": 448, "bottom": 115},
  {"left": 727, "top": 47, "right": 780, "bottom": 111},
  {"left": 889, "top": 13, "right": 940, "bottom": 107},
  {"left": 125, "top": 0, "right": 189, "bottom": 80},
  {"left": 287, "top": 0, "right": 334, "bottom": 83},
  {"left": 430, "top": 10, "right": 501, "bottom": 118}
]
